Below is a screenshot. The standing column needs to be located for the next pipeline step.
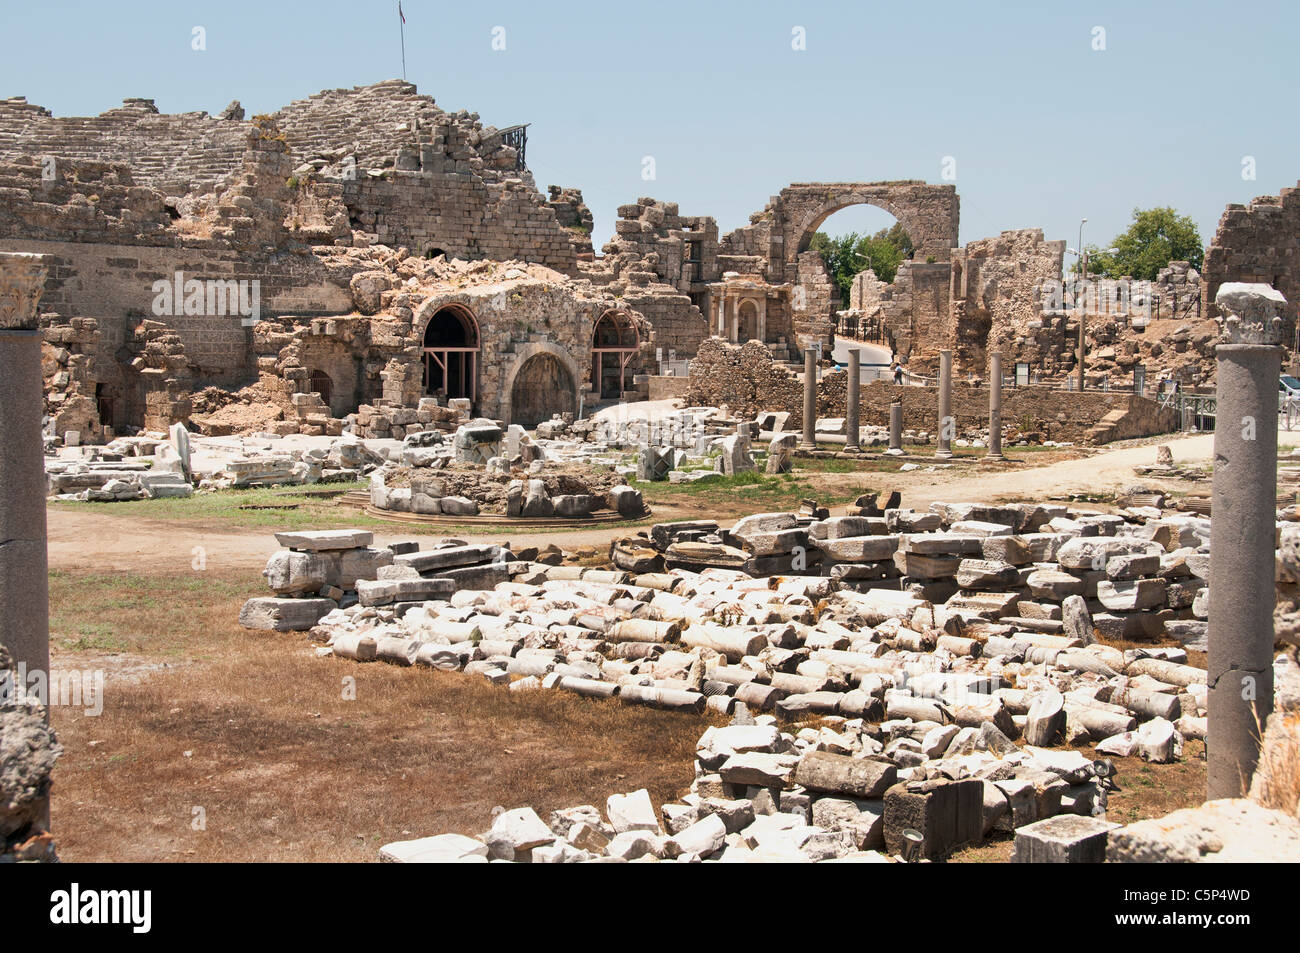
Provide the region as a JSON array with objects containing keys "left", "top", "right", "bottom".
[
  {"left": 987, "top": 351, "right": 1004, "bottom": 461},
  {"left": 1207, "top": 283, "right": 1285, "bottom": 800},
  {"left": 935, "top": 349, "right": 953, "bottom": 458},
  {"left": 887, "top": 401, "right": 903, "bottom": 455},
  {"left": 800, "top": 348, "right": 817, "bottom": 450},
  {"left": 0, "top": 253, "right": 51, "bottom": 688},
  {"left": 845, "top": 348, "right": 861, "bottom": 452}
]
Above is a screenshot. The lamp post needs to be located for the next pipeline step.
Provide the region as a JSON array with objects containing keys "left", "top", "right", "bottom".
[{"left": 1077, "top": 218, "right": 1087, "bottom": 392}]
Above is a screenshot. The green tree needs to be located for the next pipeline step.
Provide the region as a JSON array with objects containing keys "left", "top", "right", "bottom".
[
  {"left": 1084, "top": 207, "right": 1204, "bottom": 281},
  {"left": 810, "top": 223, "right": 914, "bottom": 305}
]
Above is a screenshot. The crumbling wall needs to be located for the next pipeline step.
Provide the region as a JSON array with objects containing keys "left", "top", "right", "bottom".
[
  {"left": 684, "top": 338, "right": 802, "bottom": 423},
  {"left": 0, "top": 95, "right": 248, "bottom": 196},
  {"left": 952, "top": 229, "right": 1065, "bottom": 374},
  {"left": 1203, "top": 183, "right": 1300, "bottom": 329},
  {"left": 687, "top": 339, "right": 1175, "bottom": 441}
]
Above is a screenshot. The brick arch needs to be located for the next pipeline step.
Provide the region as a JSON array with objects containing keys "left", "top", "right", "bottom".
[
  {"left": 776, "top": 181, "right": 960, "bottom": 270},
  {"left": 499, "top": 341, "right": 581, "bottom": 428}
]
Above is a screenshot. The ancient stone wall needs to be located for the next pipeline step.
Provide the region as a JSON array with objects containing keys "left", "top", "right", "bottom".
[
  {"left": 343, "top": 172, "right": 580, "bottom": 274},
  {"left": 950, "top": 229, "right": 1065, "bottom": 374},
  {"left": 0, "top": 95, "right": 247, "bottom": 196},
  {"left": 1202, "top": 183, "right": 1300, "bottom": 331},
  {"left": 686, "top": 339, "right": 1175, "bottom": 441}
]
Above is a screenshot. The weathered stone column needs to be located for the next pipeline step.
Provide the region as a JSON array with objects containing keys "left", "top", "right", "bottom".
[
  {"left": 987, "top": 351, "right": 1004, "bottom": 461},
  {"left": 887, "top": 401, "right": 903, "bottom": 455},
  {"left": 800, "top": 348, "right": 817, "bottom": 450},
  {"left": 1207, "top": 283, "right": 1285, "bottom": 800},
  {"left": 845, "top": 348, "right": 861, "bottom": 452},
  {"left": 935, "top": 349, "right": 953, "bottom": 458},
  {"left": 0, "top": 253, "right": 51, "bottom": 689}
]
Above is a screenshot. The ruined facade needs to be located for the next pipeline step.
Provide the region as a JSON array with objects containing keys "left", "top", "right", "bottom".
[
  {"left": 6, "top": 77, "right": 1291, "bottom": 440},
  {"left": 1203, "top": 183, "right": 1300, "bottom": 332},
  {"left": 0, "top": 82, "right": 651, "bottom": 436}
]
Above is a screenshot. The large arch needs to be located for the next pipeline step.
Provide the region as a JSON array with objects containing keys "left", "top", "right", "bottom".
[
  {"left": 591, "top": 308, "right": 641, "bottom": 399},
  {"left": 415, "top": 301, "right": 480, "bottom": 403},
  {"left": 775, "top": 182, "right": 959, "bottom": 274},
  {"left": 500, "top": 341, "right": 582, "bottom": 429}
]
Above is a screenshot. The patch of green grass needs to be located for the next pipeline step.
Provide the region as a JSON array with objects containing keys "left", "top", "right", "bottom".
[
  {"left": 49, "top": 480, "right": 656, "bottom": 537},
  {"left": 50, "top": 481, "right": 371, "bottom": 530},
  {"left": 637, "top": 470, "right": 858, "bottom": 510},
  {"left": 49, "top": 568, "right": 255, "bottom": 658}
]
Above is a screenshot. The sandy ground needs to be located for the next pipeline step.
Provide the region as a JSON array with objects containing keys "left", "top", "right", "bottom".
[{"left": 45, "top": 432, "right": 1219, "bottom": 574}]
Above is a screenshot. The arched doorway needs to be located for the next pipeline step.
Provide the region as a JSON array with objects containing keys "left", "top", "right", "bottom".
[
  {"left": 421, "top": 304, "right": 479, "bottom": 404},
  {"left": 511, "top": 352, "right": 576, "bottom": 428},
  {"left": 591, "top": 309, "right": 640, "bottom": 399},
  {"left": 737, "top": 300, "right": 759, "bottom": 342},
  {"left": 308, "top": 369, "right": 333, "bottom": 407}
]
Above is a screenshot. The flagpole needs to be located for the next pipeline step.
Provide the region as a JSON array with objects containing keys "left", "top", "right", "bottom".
[{"left": 399, "top": 3, "right": 407, "bottom": 80}]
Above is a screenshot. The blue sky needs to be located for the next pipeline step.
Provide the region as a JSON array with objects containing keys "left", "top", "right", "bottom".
[{"left": 2, "top": 0, "right": 1293, "bottom": 259}]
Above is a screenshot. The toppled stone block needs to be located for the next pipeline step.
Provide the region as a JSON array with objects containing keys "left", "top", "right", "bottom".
[
  {"left": 883, "top": 779, "right": 984, "bottom": 860},
  {"left": 274, "top": 529, "right": 374, "bottom": 552},
  {"left": 1012, "top": 814, "right": 1120, "bottom": 863},
  {"left": 239, "top": 597, "right": 336, "bottom": 631}
]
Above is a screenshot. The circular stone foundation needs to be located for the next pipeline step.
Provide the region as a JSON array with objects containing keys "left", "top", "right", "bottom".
[{"left": 365, "top": 462, "right": 647, "bottom": 522}]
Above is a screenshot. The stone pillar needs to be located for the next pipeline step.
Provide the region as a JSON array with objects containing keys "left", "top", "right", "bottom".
[
  {"left": 935, "top": 349, "right": 953, "bottom": 458},
  {"left": 801, "top": 348, "right": 817, "bottom": 450},
  {"left": 1207, "top": 283, "right": 1286, "bottom": 800},
  {"left": 987, "top": 351, "right": 1004, "bottom": 461},
  {"left": 0, "top": 253, "right": 51, "bottom": 688},
  {"left": 888, "top": 401, "right": 903, "bottom": 455},
  {"left": 845, "top": 348, "right": 861, "bottom": 452}
]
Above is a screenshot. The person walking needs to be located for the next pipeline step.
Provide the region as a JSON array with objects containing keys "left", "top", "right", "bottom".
[{"left": 892, "top": 362, "right": 904, "bottom": 385}]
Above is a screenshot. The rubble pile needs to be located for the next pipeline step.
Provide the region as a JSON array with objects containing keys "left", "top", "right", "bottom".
[
  {"left": 0, "top": 637, "right": 60, "bottom": 863},
  {"left": 238, "top": 495, "right": 1300, "bottom": 861},
  {"left": 245, "top": 501, "right": 1220, "bottom": 742},
  {"left": 347, "top": 396, "right": 467, "bottom": 441},
  {"left": 364, "top": 420, "right": 644, "bottom": 519}
]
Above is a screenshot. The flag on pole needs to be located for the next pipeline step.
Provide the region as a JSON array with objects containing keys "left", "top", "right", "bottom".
[{"left": 398, "top": 2, "right": 407, "bottom": 80}]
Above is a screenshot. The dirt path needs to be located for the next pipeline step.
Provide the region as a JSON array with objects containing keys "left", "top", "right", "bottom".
[{"left": 45, "top": 434, "right": 1215, "bottom": 574}]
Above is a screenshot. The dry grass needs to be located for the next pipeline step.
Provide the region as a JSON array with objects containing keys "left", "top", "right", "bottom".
[
  {"left": 45, "top": 566, "right": 1212, "bottom": 863},
  {"left": 47, "top": 567, "right": 715, "bottom": 862},
  {"left": 1251, "top": 711, "right": 1300, "bottom": 817}
]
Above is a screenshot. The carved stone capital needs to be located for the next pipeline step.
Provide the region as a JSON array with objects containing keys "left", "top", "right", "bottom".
[
  {"left": 1214, "top": 281, "right": 1287, "bottom": 345},
  {"left": 0, "top": 253, "right": 51, "bottom": 331}
]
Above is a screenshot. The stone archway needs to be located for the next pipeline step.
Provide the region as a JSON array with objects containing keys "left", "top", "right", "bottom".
[
  {"left": 591, "top": 309, "right": 641, "bottom": 399},
  {"left": 774, "top": 182, "right": 960, "bottom": 275},
  {"left": 414, "top": 300, "right": 480, "bottom": 404},
  {"left": 501, "top": 342, "right": 580, "bottom": 429}
]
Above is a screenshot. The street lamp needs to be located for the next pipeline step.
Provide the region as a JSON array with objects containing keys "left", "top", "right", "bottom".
[{"left": 1077, "top": 218, "right": 1087, "bottom": 392}]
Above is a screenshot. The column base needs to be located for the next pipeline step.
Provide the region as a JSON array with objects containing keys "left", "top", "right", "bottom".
[
  {"left": 985, "top": 453, "right": 1005, "bottom": 462},
  {"left": 935, "top": 450, "right": 954, "bottom": 459},
  {"left": 886, "top": 448, "right": 904, "bottom": 456}
]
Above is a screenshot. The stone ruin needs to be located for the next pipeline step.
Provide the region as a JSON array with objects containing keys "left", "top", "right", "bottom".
[
  {"left": 236, "top": 487, "right": 1300, "bottom": 861},
  {"left": 7, "top": 77, "right": 1275, "bottom": 451}
]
